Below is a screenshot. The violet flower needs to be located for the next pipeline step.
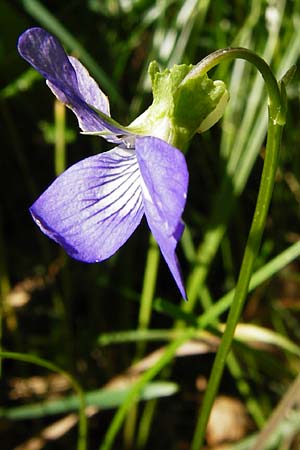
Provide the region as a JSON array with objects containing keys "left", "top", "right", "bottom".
[{"left": 18, "top": 28, "right": 228, "bottom": 299}]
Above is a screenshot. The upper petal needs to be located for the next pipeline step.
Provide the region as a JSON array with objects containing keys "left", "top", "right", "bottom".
[
  {"left": 17, "top": 27, "right": 124, "bottom": 138},
  {"left": 135, "top": 136, "right": 188, "bottom": 298},
  {"left": 30, "top": 147, "right": 144, "bottom": 262},
  {"left": 68, "top": 56, "right": 110, "bottom": 116}
]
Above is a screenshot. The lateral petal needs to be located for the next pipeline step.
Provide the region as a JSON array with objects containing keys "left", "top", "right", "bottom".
[
  {"left": 136, "top": 136, "right": 188, "bottom": 298},
  {"left": 17, "top": 27, "right": 124, "bottom": 138},
  {"left": 30, "top": 147, "right": 144, "bottom": 262}
]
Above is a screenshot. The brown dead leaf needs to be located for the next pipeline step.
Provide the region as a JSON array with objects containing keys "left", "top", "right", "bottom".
[
  {"left": 6, "top": 256, "right": 65, "bottom": 310},
  {"left": 13, "top": 407, "right": 97, "bottom": 450},
  {"left": 9, "top": 374, "right": 70, "bottom": 400},
  {"left": 13, "top": 414, "right": 78, "bottom": 450},
  {"left": 206, "top": 395, "right": 250, "bottom": 446}
]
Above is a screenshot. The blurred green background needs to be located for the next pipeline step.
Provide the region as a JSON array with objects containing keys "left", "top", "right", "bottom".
[{"left": 1, "top": 1, "right": 300, "bottom": 449}]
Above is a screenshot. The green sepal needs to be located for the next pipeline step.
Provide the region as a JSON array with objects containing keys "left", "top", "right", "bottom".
[
  {"left": 174, "top": 75, "right": 229, "bottom": 134},
  {"left": 128, "top": 61, "right": 228, "bottom": 151}
]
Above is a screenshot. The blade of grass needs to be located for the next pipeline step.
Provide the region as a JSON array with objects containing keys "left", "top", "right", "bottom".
[
  {"left": 98, "top": 324, "right": 300, "bottom": 358},
  {"left": 136, "top": 399, "right": 157, "bottom": 449},
  {"left": 0, "top": 381, "right": 178, "bottom": 420}
]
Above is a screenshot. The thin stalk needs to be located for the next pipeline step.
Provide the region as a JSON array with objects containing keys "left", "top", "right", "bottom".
[
  {"left": 0, "top": 351, "right": 87, "bottom": 450},
  {"left": 136, "top": 399, "right": 157, "bottom": 449},
  {"left": 137, "top": 234, "right": 160, "bottom": 356},
  {"left": 191, "top": 114, "right": 284, "bottom": 450},
  {"left": 185, "top": 48, "right": 286, "bottom": 449},
  {"left": 123, "top": 235, "right": 160, "bottom": 448},
  {"left": 54, "top": 100, "right": 66, "bottom": 176},
  {"left": 123, "top": 404, "right": 138, "bottom": 450}
]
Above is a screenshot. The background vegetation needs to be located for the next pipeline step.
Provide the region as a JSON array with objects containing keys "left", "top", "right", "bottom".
[{"left": 1, "top": 0, "right": 300, "bottom": 449}]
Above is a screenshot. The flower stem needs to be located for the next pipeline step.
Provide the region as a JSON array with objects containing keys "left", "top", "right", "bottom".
[
  {"left": 184, "top": 47, "right": 282, "bottom": 118},
  {"left": 137, "top": 234, "right": 160, "bottom": 357},
  {"left": 188, "top": 48, "right": 287, "bottom": 450}
]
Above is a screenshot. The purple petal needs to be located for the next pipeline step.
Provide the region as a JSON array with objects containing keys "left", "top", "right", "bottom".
[
  {"left": 47, "top": 56, "right": 110, "bottom": 124},
  {"left": 30, "top": 147, "right": 144, "bottom": 262},
  {"left": 17, "top": 28, "right": 124, "bottom": 138},
  {"left": 136, "top": 136, "right": 188, "bottom": 298}
]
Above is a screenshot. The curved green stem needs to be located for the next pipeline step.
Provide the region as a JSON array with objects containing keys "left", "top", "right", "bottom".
[
  {"left": 189, "top": 48, "right": 287, "bottom": 450},
  {"left": 184, "top": 47, "right": 283, "bottom": 121},
  {"left": 0, "top": 351, "right": 87, "bottom": 450}
]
